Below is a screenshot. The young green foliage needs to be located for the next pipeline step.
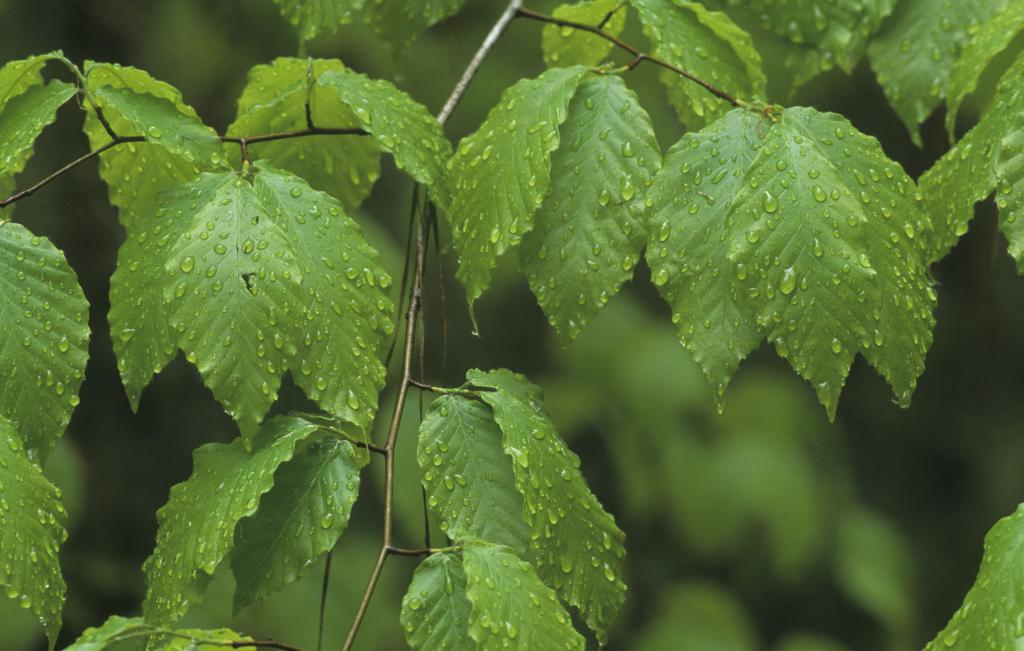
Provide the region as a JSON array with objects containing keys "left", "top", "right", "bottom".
[
  {"left": 468, "top": 368, "right": 627, "bottom": 644},
  {"left": 363, "top": 0, "right": 468, "bottom": 48},
  {"left": 446, "top": 66, "right": 588, "bottom": 320},
  {"left": 541, "top": 0, "right": 628, "bottom": 68},
  {"left": 231, "top": 437, "right": 365, "bottom": 612},
  {"left": 112, "top": 164, "right": 393, "bottom": 439},
  {"left": 944, "top": 1, "right": 1024, "bottom": 140},
  {"left": 0, "top": 224, "right": 90, "bottom": 458},
  {"left": 919, "top": 52, "right": 1024, "bottom": 266},
  {"left": 64, "top": 616, "right": 257, "bottom": 651},
  {"left": 0, "top": 52, "right": 61, "bottom": 106},
  {"left": 463, "top": 540, "right": 585, "bottom": 650},
  {"left": 272, "top": 0, "right": 363, "bottom": 43},
  {"left": 227, "top": 58, "right": 381, "bottom": 213},
  {"left": 0, "top": 80, "right": 76, "bottom": 191},
  {"left": 646, "top": 107, "right": 935, "bottom": 418},
  {"left": 520, "top": 74, "right": 661, "bottom": 342},
  {"left": 0, "top": 417, "right": 67, "bottom": 649},
  {"left": 716, "top": 0, "right": 895, "bottom": 74},
  {"left": 90, "top": 85, "right": 226, "bottom": 168},
  {"left": 86, "top": 63, "right": 220, "bottom": 409},
  {"left": 401, "top": 553, "right": 473, "bottom": 650},
  {"left": 317, "top": 67, "right": 452, "bottom": 207},
  {"left": 868, "top": 0, "right": 1011, "bottom": 145},
  {"left": 922, "top": 505, "right": 1024, "bottom": 650},
  {"left": 142, "top": 415, "right": 321, "bottom": 625},
  {"left": 630, "top": 0, "right": 765, "bottom": 129},
  {"left": 0, "top": 53, "right": 70, "bottom": 217},
  {"left": 418, "top": 395, "right": 531, "bottom": 553}
]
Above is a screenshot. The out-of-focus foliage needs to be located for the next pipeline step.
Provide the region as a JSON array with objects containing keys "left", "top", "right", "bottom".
[{"left": 2, "top": 0, "right": 1024, "bottom": 650}]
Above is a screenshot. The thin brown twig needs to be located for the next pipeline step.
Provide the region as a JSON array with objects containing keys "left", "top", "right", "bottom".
[
  {"left": 317, "top": 551, "right": 332, "bottom": 651},
  {"left": 0, "top": 126, "right": 368, "bottom": 210},
  {"left": 0, "top": 137, "right": 144, "bottom": 209},
  {"left": 514, "top": 6, "right": 745, "bottom": 108},
  {"left": 437, "top": 0, "right": 525, "bottom": 126},
  {"left": 341, "top": 197, "right": 429, "bottom": 651},
  {"left": 220, "top": 126, "right": 366, "bottom": 146},
  {"left": 231, "top": 640, "right": 305, "bottom": 651},
  {"left": 341, "top": 3, "right": 524, "bottom": 645}
]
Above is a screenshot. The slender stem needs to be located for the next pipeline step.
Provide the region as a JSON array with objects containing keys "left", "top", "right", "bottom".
[
  {"left": 341, "top": 2, "right": 524, "bottom": 647},
  {"left": 408, "top": 379, "right": 483, "bottom": 399},
  {"left": 220, "top": 126, "right": 366, "bottom": 146},
  {"left": 341, "top": 543, "right": 390, "bottom": 651},
  {"left": 437, "top": 0, "right": 525, "bottom": 126},
  {"left": 0, "top": 126, "right": 367, "bottom": 210},
  {"left": 0, "top": 137, "right": 144, "bottom": 209},
  {"left": 230, "top": 641, "right": 305, "bottom": 651},
  {"left": 387, "top": 545, "right": 461, "bottom": 557},
  {"left": 317, "top": 551, "right": 332, "bottom": 651},
  {"left": 515, "top": 6, "right": 745, "bottom": 108}
]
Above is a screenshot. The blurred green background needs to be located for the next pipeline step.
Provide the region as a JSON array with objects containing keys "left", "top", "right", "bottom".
[{"left": 2, "top": 1, "right": 1023, "bottom": 649}]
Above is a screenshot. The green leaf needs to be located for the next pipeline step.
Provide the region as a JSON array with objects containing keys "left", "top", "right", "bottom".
[
  {"left": 64, "top": 616, "right": 147, "bottom": 651},
  {"left": 317, "top": 67, "right": 452, "bottom": 207},
  {"left": 945, "top": 2, "right": 1024, "bottom": 139},
  {"left": 251, "top": 164, "right": 394, "bottom": 433},
  {"left": 0, "top": 223, "right": 90, "bottom": 458},
  {"left": 364, "top": 0, "right": 468, "bottom": 48},
  {"left": 155, "top": 628, "right": 255, "bottom": 651},
  {"left": 922, "top": 504, "right": 1024, "bottom": 651},
  {"left": 0, "top": 53, "right": 67, "bottom": 217},
  {"left": 467, "top": 368, "right": 626, "bottom": 644},
  {"left": 231, "top": 438, "right": 365, "bottom": 611},
  {"left": 868, "top": 0, "right": 1010, "bottom": 145},
  {"left": 0, "top": 416, "right": 67, "bottom": 649},
  {"left": 520, "top": 74, "right": 660, "bottom": 342},
  {"left": 142, "top": 415, "right": 320, "bottom": 625},
  {"left": 401, "top": 552, "right": 473, "bottom": 651},
  {"left": 920, "top": 52, "right": 1024, "bottom": 266},
  {"left": 83, "top": 62, "right": 213, "bottom": 232},
  {"left": 643, "top": 109, "right": 762, "bottom": 404},
  {"left": 463, "top": 540, "right": 585, "bottom": 650},
  {"left": 64, "top": 617, "right": 257, "bottom": 651},
  {"left": 447, "top": 66, "right": 588, "bottom": 318},
  {"left": 0, "top": 80, "right": 76, "bottom": 192},
  {"left": 717, "top": 0, "right": 895, "bottom": 73},
  {"left": 0, "top": 53, "right": 61, "bottom": 106},
  {"left": 87, "top": 63, "right": 212, "bottom": 409},
  {"left": 90, "top": 85, "right": 226, "bottom": 169},
  {"left": 272, "top": 0, "right": 362, "bottom": 42},
  {"left": 646, "top": 107, "right": 935, "bottom": 418},
  {"left": 159, "top": 172, "right": 302, "bottom": 437},
  {"left": 114, "top": 165, "right": 393, "bottom": 438},
  {"left": 418, "top": 395, "right": 531, "bottom": 553},
  {"left": 630, "top": 0, "right": 765, "bottom": 129},
  {"left": 542, "top": 0, "right": 628, "bottom": 68},
  {"left": 227, "top": 58, "right": 380, "bottom": 213}
]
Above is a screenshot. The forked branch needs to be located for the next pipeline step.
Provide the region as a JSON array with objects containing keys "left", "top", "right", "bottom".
[{"left": 514, "top": 6, "right": 745, "bottom": 108}]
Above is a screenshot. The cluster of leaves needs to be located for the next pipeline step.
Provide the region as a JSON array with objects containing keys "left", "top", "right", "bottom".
[{"left": 2, "top": 0, "right": 1024, "bottom": 649}]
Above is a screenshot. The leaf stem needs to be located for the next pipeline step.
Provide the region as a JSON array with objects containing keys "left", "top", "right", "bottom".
[{"left": 514, "top": 6, "right": 745, "bottom": 108}]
